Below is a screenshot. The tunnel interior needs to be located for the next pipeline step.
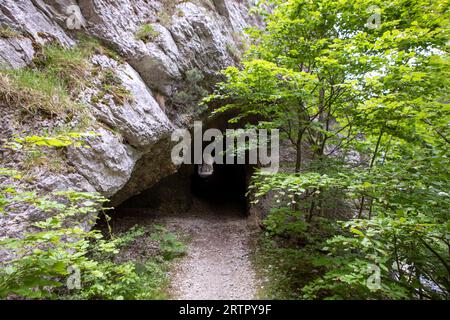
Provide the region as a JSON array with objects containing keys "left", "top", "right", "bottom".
[{"left": 191, "top": 163, "right": 247, "bottom": 207}]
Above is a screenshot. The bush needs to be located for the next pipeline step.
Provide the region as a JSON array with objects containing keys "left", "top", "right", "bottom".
[
  {"left": 0, "top": 185, "right": 110, "bottom": 299},
  {"left": 0, "top": 136, "right": 182, "bottom": 300},
  {"left": 0, "top": 178, "right": 175, "bottom": 300},
  {"left": 150, "top": 225, "right": 187, "bottom": 260}
]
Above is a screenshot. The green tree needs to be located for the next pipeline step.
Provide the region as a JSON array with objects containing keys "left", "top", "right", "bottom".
[{"left": 207, "top": 0, "right": 449, "bottom": 299}]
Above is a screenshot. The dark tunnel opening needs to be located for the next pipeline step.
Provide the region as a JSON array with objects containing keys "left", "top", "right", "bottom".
[
  {"left": 191, "top": 163, "right": 248, "bottom": 208},
  {"left": 106, "top": 162, "right": 251, "bottom": 221},
  {"left": 100, "top": 112, "right": 258, "bottom": 223}
]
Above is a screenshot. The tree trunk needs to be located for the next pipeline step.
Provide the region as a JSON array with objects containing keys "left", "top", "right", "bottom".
[{"left": 358, "top": 127, "right": 384, "bottom": 218}]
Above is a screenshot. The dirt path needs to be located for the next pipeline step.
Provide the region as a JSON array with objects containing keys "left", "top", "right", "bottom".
[
  {"left": 108, "top": 198, "right": 260, "bottom": 300},
  {"left": 167, "top": 200, "right": 258, "bottom": 300}
]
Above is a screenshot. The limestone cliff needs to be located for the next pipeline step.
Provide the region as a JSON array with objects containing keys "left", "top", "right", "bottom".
[{"left": 0, "top": 0, "right": 259, "bottom": 236}]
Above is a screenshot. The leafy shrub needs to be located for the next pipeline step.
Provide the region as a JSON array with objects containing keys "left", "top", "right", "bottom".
[
  {"left": 0, "top": 136, "right": 181, "bottom": 300},
  {"left": 0, "top": 174, "right": 175, "bottom": 300},
  {"left": 0, "top": 184, "right": 109, "bottom": 299},
  {"left": 150, "top": 225, "right": 187, "bottom": 261},
  {"left": 263, "top": 207, "right": 308, "bottom": 238}
]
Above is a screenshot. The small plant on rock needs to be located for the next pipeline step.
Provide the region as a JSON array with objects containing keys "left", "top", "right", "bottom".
[
  {"left": 173, "top": 68, "right": 208, "bottom": 109},
  {"left": 135, "top": 24, "right": 160, "bottom": 43}
]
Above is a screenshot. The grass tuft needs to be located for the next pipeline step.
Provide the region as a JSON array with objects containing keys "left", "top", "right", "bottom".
[
  {"left": 0, "top": 26, "right": 22, "bottom": 39},
  {"left": 0, "top": 69, "right": 83, "bottom": 118},
  {"left": 35, "top": 45, "right": 90, "bottom": 94},
  {"left": 135, "top": 24, "right": 160, "bottom": 43}
]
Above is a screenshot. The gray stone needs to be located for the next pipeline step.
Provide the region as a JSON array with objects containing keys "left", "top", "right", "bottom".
[
  {"left": 0, "top": 37, "right": 35, "bottom": 69},
  {"left": 67, "top": 127, "right": 141, "bottom": 197},
  {"left": 0, "top": 0, "right": 74, "bottom": 46}
]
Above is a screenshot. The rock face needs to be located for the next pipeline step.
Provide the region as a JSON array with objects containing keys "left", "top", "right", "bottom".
[{"left": 0, "top": 0, "right": 259, "bottom": 236}]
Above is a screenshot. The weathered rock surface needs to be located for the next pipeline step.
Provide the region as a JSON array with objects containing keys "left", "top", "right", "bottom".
[
  {"left": 0, "top": 37, "right": 35, "bottom": 69},
  {"left": 0, "top": 0, "right": 259, "bottom": 236}
]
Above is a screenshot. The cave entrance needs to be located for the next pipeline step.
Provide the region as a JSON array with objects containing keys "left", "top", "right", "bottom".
[
  {"left": 112, "top": 162, "right": 250, "bottom": 217},
  {"left": 108, "top": 112, "right": 256, "bottom": 219}
]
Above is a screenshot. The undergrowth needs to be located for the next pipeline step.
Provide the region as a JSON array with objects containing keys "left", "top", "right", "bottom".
[
  {"left": 0, "top": 125, "right": 186, "bottom": 301},
  {"left": 0, "top": 167, "right": 186, "bottom": 300},
  {"left": 252, "top": 211, "right": 343, "bottom": 300},
  {"left": 253, "top": 236, "right": 316, "bottom": 300}
]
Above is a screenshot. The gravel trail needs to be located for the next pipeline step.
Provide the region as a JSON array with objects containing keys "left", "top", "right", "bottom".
[
  {"left": 168, "top": 200, "right": 258, "bottom": 300},
  {"left": 107, "top": 198, "right": 259, "bottom": 300}
]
